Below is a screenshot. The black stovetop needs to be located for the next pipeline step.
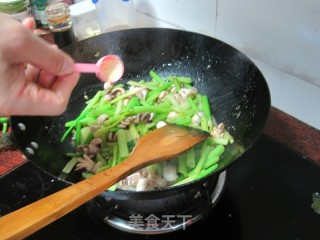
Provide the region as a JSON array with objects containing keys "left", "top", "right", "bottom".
[{"left": 0, "top": 134, "right": 319, "bottom": 240}]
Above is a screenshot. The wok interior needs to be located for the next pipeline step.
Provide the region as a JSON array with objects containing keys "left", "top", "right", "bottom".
[{"left": 10, "top": 28, "right": 270, "bottom": 191}]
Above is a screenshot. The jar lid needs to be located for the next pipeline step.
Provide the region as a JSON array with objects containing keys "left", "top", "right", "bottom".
[
  {"left": 45, "top": 2, "right": 70, "bottom": 18},
  {"left": 0, "top": 0, "right": 30, "bottom": 13},
  {"left": 0, "top": 0, "right": 26, "bottom": 2}
]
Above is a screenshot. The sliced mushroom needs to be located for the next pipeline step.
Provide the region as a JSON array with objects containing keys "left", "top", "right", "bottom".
[
  {"left": 167, "top": 111, "right": 178, "bottom": 120},
  {"left": 103, "top": 82, "right": 113, "bottom": 91},
  {"left": 134, "top": 112, "right": 154, "bottom": 124},
  {"left": 118, "top": 116, "right": 136, "bottom": 128},
  {"left": 111, "top": 87, "right": 125, "bottom": 97},
  {"left": 90, "top": 137, "right": 103, "bottom": 146},
  {"left": 97, "top": 114, "right": 109, "bottom": 125},
  {"left": 158, "top": 90, "right": 169, "bottom": 102},
  {"left": 107, "top": 132, "right": 117, "bottom": 142},
  {"left": 136, "top": 88, "right": 148, "bottom": 100},
  {"left": 210, "top": 123, "right": 225, "bottom": 137},
  {"left": 75, "top": 154, "right": 95, "bottom": 172},
  {"left": 178, "top": 87, "right": 198, "bottom": 99}
]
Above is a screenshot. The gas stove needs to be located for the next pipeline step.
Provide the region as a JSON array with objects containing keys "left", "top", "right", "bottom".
[{"left": 0, "top": 134, "right": 319, "bottom": 240}]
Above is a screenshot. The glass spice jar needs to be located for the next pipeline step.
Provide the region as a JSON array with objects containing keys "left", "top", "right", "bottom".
[
  {"left": 45, "top": 1, "right": 75, "bottom": 48},
  {"left": 0, "top": 0, "right": 32, "bottom": 22}
]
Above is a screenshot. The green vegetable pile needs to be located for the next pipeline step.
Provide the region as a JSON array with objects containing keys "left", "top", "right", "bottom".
[{"left": 60, "top": 70, "right": 234, "bottom": 191}]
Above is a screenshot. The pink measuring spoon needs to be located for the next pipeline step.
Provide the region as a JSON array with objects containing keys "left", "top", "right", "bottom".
[{"left": 74, "top": 55, "right": 124, "bottom": 83}]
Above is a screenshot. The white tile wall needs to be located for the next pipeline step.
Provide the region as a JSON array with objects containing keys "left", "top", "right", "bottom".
[
  {"left": 252, "top": 58, "right": 320, "bottom": 130},
  {"left": 133, "top": 0, "right": 320, "bottom": 130},
  {"left": 72, "top": 0, "right": 320, "bottom": 129},
  {"left": 134, "top": 0, "right": 216, "bottom": 36},
  {"left": 216, "top": 0, "right": 320, "bottom": 88}
]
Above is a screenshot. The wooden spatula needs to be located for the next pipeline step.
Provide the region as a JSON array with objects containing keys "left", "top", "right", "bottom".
[{"left": 0, "top": 124, "right": 209, "bottom": 240}]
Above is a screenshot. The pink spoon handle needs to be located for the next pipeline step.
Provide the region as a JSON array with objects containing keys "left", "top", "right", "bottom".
[
  {"left": 74, "top": 63, "right": 99, "bottom": 73},
  {"left": 73, "top": 55, "right": 124, "bottom": 83}
]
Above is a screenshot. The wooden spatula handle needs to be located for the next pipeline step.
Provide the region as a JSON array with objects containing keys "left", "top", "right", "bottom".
[
  {"left": 0, "top": 124, "right": 208, "bottom": 239},
  {"left": 0, "top": 160, "right": 133, "bottom": 240}
]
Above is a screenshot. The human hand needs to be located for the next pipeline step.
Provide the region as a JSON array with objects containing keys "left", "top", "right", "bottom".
[{"left": 0, "top": 14, "right": 80, "bottom": 116}]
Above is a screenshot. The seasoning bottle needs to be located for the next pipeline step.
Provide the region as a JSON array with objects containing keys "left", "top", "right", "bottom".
[
  {"left": 0, "top": 0, "right": 32, "bottom": 22},
  {"left": 45, "top": 1, "right": 76, "bottom": 48},
  {"left": 34, "top": 0, "right": 49, "bottom": 28}
]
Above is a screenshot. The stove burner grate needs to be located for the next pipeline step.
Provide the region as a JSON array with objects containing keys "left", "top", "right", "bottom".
[{"left": 87, "top": 171, "right": 226, "bottom": 234}]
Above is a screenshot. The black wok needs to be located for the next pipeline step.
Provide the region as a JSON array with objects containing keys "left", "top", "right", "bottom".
[{"left": 10, "top": 28, "right": 270, "bottom": 203}]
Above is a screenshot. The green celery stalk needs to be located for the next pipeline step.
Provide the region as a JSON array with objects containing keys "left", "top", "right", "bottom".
[
  {"left": 129, "top": 123, "right": 140, "bottom": 142},
  {"left": 115, "top": 99, "right": 124, "bottom": 115},
  {"left": 61, "top": 90, "right": 102, "bottom": 142},
  {"left": 87, "top": 106, "right": 115, "bottom": 118},
  {"left": 167, "top": 76, "right": 182, "bottom": 91},
  {"left": 103, "top": 114, "right": 127, "bottom": 126},
  {"left": 152, "top": 113, "right": 168, "bottom": 123},
  {"left": 224, "top": 131, "right": 235, "bottom": 144},
  {"left": 108, "top": 184, "right": 117, "bottom": 191},
  {"left": 172, "top": 174, "right": 197, "bottom": 187},
  {"left": 94, "top": 114, "right": 127, "bottom": 137},
  {"left": 146, "top": 82, "right": 172, "bottom": 102},
  {"left": 61, "top": 157, "right": 78, "bottom": 174},
  {"left": 83, "top": 131, "right": 94, "bottom": 144},
  {"left": 117, "top": 129, "right": 129, "bottom": 160},
  {"left": 186, "top": 147, "right": 196, "bottom": 169},
  {"left": 2, "top": 122, "right": 8, "bottom": 134},
  {"left": 124, "top": 96, "right": 141, "bottom": 112},
  {"left": 145, "top": 121, "right": 158, "bottom": 130},
  {"left": 194, "top": 164, "right": 219, "bottom": 180},
  {"left": 176, "top": 76, "right": 193, "bottom": 84},
  {"left": 208, "top": 136, "right": 229, "bottom": 145},
  {"left": 165, "top": 94, "right": 180, "bottom": 107},
  {"left": 75, "top": 120, "right": 82, "bottom": 146},
  {"left": 146, "top": 91, "right": 161, "bottom": 102},
  {"left": 136, "top": 122, "right": 149, "bottom": 136},
  {"left": 203, "top": 155, "right": 219, "bottom": 169},
  {"left": 201, "top": 95, "right": 212, "bottom": 122},
  {"left": 112, "top": 144, "right": 118, "bottom": 167},
  {"left": 167, "top": 76, "right": 193, "bottom": 84},
  {"left": 149, "top": 70, "right": 165, "bottom": 83},
  {"left": 192, "top": 141, "right": 211, "bottom": 174},
  {"left": 0, "top": 117, "right": 9, "bottom": 124},
  {"left": 110, "top": 88, "right": 140, "bottom": 104},
  {"left": 130, "top": 106, "right": 171, "bottom": 115},
  {"left": 178, "top": 153, "right": 188, "bottom": 177},
  {"left": 209, "top": 144, "right": 225, "bottom": 157},
  {"left": 147, "top": 164, "right": 158, "bottom": 175},
  {"left": 140, "top": 99, "right": 151, "bottom": 106},
  {"left": 174, "top": 117, "right": 192, "bottom": 126},
  {"left": 187, "top": 96, "right": 198, "bottom": 113},
  {"left": 95, "top": 165, "right": 109, "bottom": 173},
  {"left": 114, "top": 83, "right": 124, "bottom": 88},
  {"left": 203, "top": 145, "right": 224, "bottom": 168},
  {"left": 96, "top": 153, "right": 106, "bottom": 166},
  {"left": 82, "top": 172, "right": 94, "bottom": 179},
  {"left": 66, "top": 152, "right": 82, "bottom": 158},
  {"left": 200, "top": 116, "right": 209, "bottom": 132},
  {"left": 77, "top": 116, "right": 97, "bottom": 126},
  {"left": 64, "top": 120, "right": 74, "bottom": 128}
]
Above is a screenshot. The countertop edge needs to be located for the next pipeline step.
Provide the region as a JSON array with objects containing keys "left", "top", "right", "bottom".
[{"left": 264, "top": 107, "right": 320, "bottom": 164}]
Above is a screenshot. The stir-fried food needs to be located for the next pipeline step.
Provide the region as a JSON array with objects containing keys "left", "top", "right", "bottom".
[{"left": 60, "top": 71, "right": 234, "bottom": 191}]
